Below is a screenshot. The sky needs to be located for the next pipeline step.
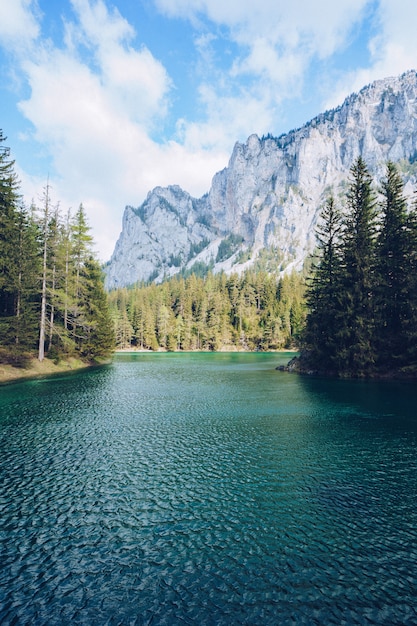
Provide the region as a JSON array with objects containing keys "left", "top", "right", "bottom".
[{"left": 0, "top": 0, "right": 417, "bottom": 261}]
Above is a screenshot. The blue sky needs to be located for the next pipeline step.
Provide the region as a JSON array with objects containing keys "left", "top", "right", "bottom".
[{"left": 0, "top": 0, "right": 416, "bottom": 260}]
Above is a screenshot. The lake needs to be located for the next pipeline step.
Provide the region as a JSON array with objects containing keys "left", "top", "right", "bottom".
[{"left": 1, "top": 352, "right": 417, "bottom": 625}]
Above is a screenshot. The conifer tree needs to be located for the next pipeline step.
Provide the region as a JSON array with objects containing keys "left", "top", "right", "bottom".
[
  {"left": 0, "top": 131, "right": 23, "bottom": 345},
  {"left": 374, "top": 162, "right": 411, "bottom": 369},
  {"left": 79, "top": 257, "right": 115, "bottom": 359},
  {"left": 0, "top": 130, "right": 114, "bottom": 365},
  {"left": 303, "top": 196, "right": 343, "bottom": 369},
  {"left": 12, "top": 206, "right": 41, "bottom": 349},
  {"left": 68, "top": 204, "right": 94, "bottom": 350},
  {"left": 38, "top": 183, "right": 52, "bottom": 361},
  {"left": 402, "top": 192, "right": 417, "bottom": 370},
  {"left": 337, "top": 157, "right": 377, "bottom": 375}
]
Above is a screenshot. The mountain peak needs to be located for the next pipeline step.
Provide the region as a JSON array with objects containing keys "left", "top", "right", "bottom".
[{"left": 104, "top": 71, "right": 417, "bottom": 289}]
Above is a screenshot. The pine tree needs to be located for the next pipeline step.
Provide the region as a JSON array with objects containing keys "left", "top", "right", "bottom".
[
  {"left": 402, "top": 192, "right": 417, "bottom": 370},
  {"left": 337, "top": 157, "right": 377, "bottom": 375},
  {"left": 79, "top": 257, "right": 115, "bottom": 359},
  {"left": 374, "top": 162, "right": 411, "bottom": 369},
  {"left": 303, "top": 196, "right": 344, "bottom": 370},
  {"left": 68, "top": 204, "right": 95, "bottom": 351},
  {"left": 0, "top": 131, "right": 23, "bottom": 346},
  {"left": 37, "top": 183, "right": 52, "bottom": 361},
  {"left": 12, "top": 206, "right": 41, "bottom": 350}
]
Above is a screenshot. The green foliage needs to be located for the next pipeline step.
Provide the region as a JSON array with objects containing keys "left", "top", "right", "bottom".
[
  {"left": 180, "top": 260, "right": 214, "bottom": 280},
  {"left": 373, "top": 162, "right": 416, "bottom": 369},
  {"left": 169, "top": 253, "right": 183, "bottom": 267},
  {"left": 216, "top": 234, "right": 244, "bottom": 263},
  {"left": 337, "top": 157, "right": 377, "bottom": 374},
  {"left": 0, "top": 129, "right": 115, "bottom": 364},
  {"left": 188, "top": 238, "right": 210, "bottom": 260},
  {"left": 78, "top": 258, "right": 115, "bottom": 359},
  {"left": 108, "top": 269, "right": 306, "bottom": 352},
  {"left": 253, "top": 246, "right": 289, "bottom": 273},
  {"left": 235, "top": 247, "right": 252, "bottom": 264},
  {"left": 303, "top": 159, "right": 417, "bottom": 378}
]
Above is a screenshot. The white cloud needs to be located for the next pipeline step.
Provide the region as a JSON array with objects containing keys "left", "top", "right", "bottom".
[
  {"left": 155, "top": 0, "right": 370, "bottom": 67},
  {"left": 153, "top": 0, "right": 373, "bottom": 153},
  {"left": 323, "top": 0, "right": 417, "bottom": 112},
  {"left": 65, "top": 0, "right": 171, "bottom": 124},
  {"left": 0, "top": 0, "right": 39, "bottom": 48}
]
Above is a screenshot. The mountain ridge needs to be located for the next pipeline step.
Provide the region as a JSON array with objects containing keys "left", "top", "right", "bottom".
[{"left": 104, "top": 70, "right": 417, "bottom": 289}]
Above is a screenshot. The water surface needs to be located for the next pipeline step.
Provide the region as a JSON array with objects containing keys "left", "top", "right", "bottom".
[{"left": 1, "top": 352, "right": 417, "bottom": 625}]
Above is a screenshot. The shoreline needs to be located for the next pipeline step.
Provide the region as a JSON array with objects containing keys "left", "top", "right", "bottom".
[
  {"left": 0, "top": 349, "right": 298, "bottom": 384},
  {"left": 0, "top": 357, "right": 105, "bottom": 385},
  {"left": 114, "top": 348, "right": 299, "bottom": 354},
  {"left": 279, "top": 354, "right": 417, "bottom": 381}
]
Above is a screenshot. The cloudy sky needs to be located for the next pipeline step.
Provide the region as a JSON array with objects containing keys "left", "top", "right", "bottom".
[{"left": 0, "top": 0, "right": 416, "bottom": 260}]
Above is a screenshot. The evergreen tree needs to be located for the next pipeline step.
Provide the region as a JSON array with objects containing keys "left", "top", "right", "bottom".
[
  {"left": 374, "top": 162, "right": 411, "bottom": 369},
  {"left": 68, "top": 204, "right": 95, "bottom": 351},
  {"left": 79, "top": 257, "right": 115, "bottom": 359},
  {"left": 303, "top": 196, "right": 343, "bottom": 369},
  {"left": 0, "top": 131, "right": 23, "bottom": 345},
  {"left": 37, "top": 183, "right": 52, "bottom": 361},
  {"left": 0, "top": 130, "right": 115, "bottom": 366},
  {"left": 107, "top": 267, "right": 305, "bottom": 352},
  {"left": 12, "top": 206, "right": 41, "bottom": 350},
  {"left": 403, "top": 192, "right": 417, "bottom": 370},
  {"left": 337, "top": 157, "right": 377, "bottom": 375}
]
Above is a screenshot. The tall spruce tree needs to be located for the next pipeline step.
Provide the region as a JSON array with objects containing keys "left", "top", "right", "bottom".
[
  {"left": 402, "top": 192, "right": 417, "bottom": 370},
  {"left": 38, "top": 182, "right": 52, "bottom": 361},
  {"left": 374, "top": 162, "right": 411, "bottom": 370},
  {"left": 337, "top": 157, "right": 377, "bottom": 375},
  {"left": 303, "top": 196, "right": 344, "bottom": 370},
  {"left": 12, "top": 206, "right": 41, "bottom": 350},
  {"left": 0, "top": 131, "right": 22, "bottom": 345},
  {"left": 68, "top": 203, "right": 94, "bottom": 350},
  {"left": 78, "top": 257, "right": 115, "bottom": 359},
  {"left": 0, "top": 130, "right": 115, "bottom": 365}
]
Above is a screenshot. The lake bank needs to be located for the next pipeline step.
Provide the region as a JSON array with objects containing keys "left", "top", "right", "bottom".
[
  {"left": 280, "top": 353, "right": 417, "bottom": 380},
  {"left": 0, "top": 356, "right": 99, "bottom": 384}
]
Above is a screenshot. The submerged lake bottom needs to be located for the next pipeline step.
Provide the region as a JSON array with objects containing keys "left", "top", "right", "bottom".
[{"left": 1, "top": 352, "right": 417, "bottom": 625}]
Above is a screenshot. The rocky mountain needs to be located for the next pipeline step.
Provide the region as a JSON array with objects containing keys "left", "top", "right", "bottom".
[{"left": 104, "top": 70, "right": 417, "bottom": 289}]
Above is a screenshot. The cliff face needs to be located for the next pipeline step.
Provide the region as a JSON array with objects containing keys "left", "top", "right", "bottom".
[{"left": 104, "top": 70, "right": 417, "bottom": 289}]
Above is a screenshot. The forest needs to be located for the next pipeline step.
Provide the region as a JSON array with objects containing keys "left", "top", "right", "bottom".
[
  {"left": 108, "top": 269, "right": 306, "bottom": 352},
  {"left": 0, "top": 130, "right": 114, "bottom": 367},
  {"left": 302, "top": 157, "right": 417, "bottom": 377}
]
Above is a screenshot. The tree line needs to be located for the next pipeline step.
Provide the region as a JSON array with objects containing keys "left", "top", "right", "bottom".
[
  {"left": 108, "top": 269, "right": 306, "bottom": 352},
  {"left": 303, "top": 157, "right": 417, "bottom": 377},
  {"left": 0, "top": 130, "right": 114, "bottom": 366}
]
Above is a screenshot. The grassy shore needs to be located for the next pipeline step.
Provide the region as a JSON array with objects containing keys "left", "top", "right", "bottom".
[{"left": 0, "top": 356, "right": 97, "bottom": 385}]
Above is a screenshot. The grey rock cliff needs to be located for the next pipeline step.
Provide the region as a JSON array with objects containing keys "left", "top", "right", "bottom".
[{"left": 105, "top": 70, "right": 417, "bottom": 289}]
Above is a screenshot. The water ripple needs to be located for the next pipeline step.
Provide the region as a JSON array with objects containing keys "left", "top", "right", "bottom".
[{"left": 1, "top": 353, "right": 417, "bottom": 625}]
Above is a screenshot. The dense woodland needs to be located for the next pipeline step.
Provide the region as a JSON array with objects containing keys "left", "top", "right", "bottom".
[
  {"left": 302, "top": 157, "right": 417, "bottom": 377},
  {"left": 0, "top": 131, "right": 114, "bottom": 366},
  {"left": 108, "top": 270, "right": 306, "bottom": 351}
]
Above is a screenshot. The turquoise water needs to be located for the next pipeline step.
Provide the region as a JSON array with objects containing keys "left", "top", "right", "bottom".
[{"left": 1, "top": 352, "right": 417, "bottom": 625}]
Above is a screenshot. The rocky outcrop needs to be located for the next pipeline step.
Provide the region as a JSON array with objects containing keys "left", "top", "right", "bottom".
[{"left": 105, "top": 70, "right": 417, "bottom": 289}]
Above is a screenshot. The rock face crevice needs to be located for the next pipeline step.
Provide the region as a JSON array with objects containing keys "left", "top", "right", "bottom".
[{"left": 105, "top": 70, "right": 417, "bottom": 289}]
